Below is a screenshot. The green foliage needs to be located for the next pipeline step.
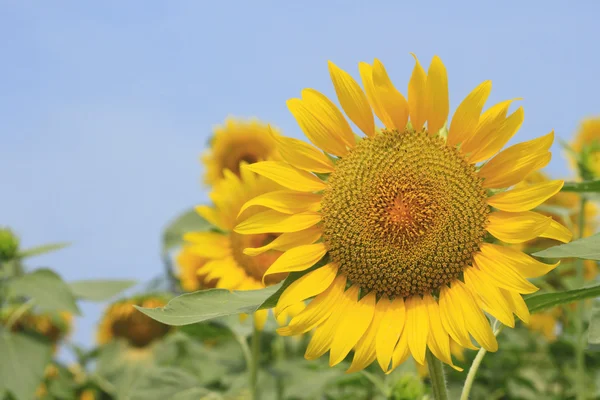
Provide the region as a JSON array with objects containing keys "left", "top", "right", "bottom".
[
  {"left": 163, "top": 209, "right": 212, "bottom": 253},
  {"left": 17, "top": 242, "right": 71, "bottom": 259},
  {"left": 525, "top": 284, "right": 600, "bottom": 313},
  {"left": 7, "top": 269, "right": 80, "bottom": 315},
  {"left": 135, "top": 285, "right": 282, "bottom": 326},
  {"left": 533, "top": 233, "right": 600, "bottom": 260},
  {"left": 0, "top": 228, "right": 20, "bottom": 262},
  {"left": 0, "top": 330, "right": 52, "bottom": 400},
  {"left": 561, "top": 180, "right": 600, "bottom": 193},
  {"left": 69, "top": 280, "right": 137, "bottom": 301}
]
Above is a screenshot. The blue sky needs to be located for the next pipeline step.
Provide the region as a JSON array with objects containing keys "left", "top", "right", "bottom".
[{"left": 1, "top": 1, "right": 599, "bottom": 354}]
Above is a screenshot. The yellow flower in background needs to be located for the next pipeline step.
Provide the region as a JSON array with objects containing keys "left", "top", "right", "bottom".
[
  {"left": 1, "top": 307, "right": 72, "bottom": 349},
  {"left": 97, "top": 295, "right": 172, "bottom": 348},
  {"left": 235, "top": 55, "right": 572, "bottom": 373},
  {"left": 571, "top": 117, "right": 600, "bottom": 178},
  {"left": 186, "top": 168, "right": 306, "bottom": 330},
  {"left": 203, "top": 118, "right": 281, "bottom": 185},
  {"left": 528, "top": 308, "right": 563, "bottom": 342},
  {"left": 176, "top": 245, "right": 218, "bottom": 291}
]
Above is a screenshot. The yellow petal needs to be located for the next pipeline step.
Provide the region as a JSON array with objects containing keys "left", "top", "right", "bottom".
[
  {"left": 239, "top": 190, "right": 322, "bottom": 215},
  {"left": 405, "top": 295, "right": 429, "bottom": 365},
  {"left": 278, "top": 275, "right": 347, "bottom": 336},
  {"left": 447, "top": 81, "right": 492, "bottom": 147},
  {"left": 452, "top": 282, "right": 498, "bottom": 352},
  {"left": 330, "top": 292, "right": 376, "bottom": 366},
  {"left": 479, "top": 243, "right": 559, "bottom": 279},
  {"left": 287, "top": 98, "right": 349, "bottom": 157},
  {"left": 234, "top": 210, "right": 321, "bottom": 235},
  {"left": 271, "top": 133, "right": 335, "bottom": 173},
  {"left": 424, "top": 294, "right": 462, "bottom": 370},
  {"left": 254, "top": 309, "right": 269, "bottom": 331},
  {"left": 305, "top": 285, "right": 359, "bottom": 360},
  {"left": 500, "top": 288, "right": 530, "bottom": 324},
  {"left": 328, "top": 61, "right": 375, "bottom": 137},
  {"left": 408, "top": 54, "right": 427, "bottom": 131},
  {"left": 376, "top": 297, "right": 405, "bottom": 372},
  {"left": 263, "top": 243, "right": 327, "bottom": 281},
  {"left": 464, "top": 267, "right": 515, "bottom": 328},
  {"left": 195, "top": 205, "right": 229, "bottom": 231},
  {"left": 370, "top": 59, "right": 409, "bottom": 130},
  {"left": 486, "top": 211, "right": 552, "bottom": 244},
  {"left": 183, "top": 232, "right": 231, "bottom": 258},
  {"left": 275, "top": 262, "right": 339, "bottom": 315},
  {"left": 347, "top": 300, "right": 386, "bottom": 373},
  {"left": 479, "top": 131, "right": 554, "bottom": 189},
  {"left": 359, "top": 62, "right": 391, "bottom": 128},
  {"left": 466, "top": 105, "right": 524, "bottom": 163},
  {"left": 474, "top": 252, "right": 539, "bottom": 294},
  {"left": 243, "top": 227, "right": 322, "bottom": 256},
  {"left": 540, "top": 219, "right": 573, "bottom": 243},
  {"left": 244, "top": 161, "right": 326, "bottom": 192},
  {"left": 390, "top": 324, "right": 411, "bottom": 372},
  {"left": 439, "top": 285, "right": 478, "bottom": 350},
  {"left": 425, "top": 55, "right": 449, "bottom": 135},
  {"left": 487, "top": 180, "right": 564, "bottom": 212}
]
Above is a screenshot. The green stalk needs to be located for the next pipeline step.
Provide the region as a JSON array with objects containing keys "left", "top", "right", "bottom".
[
  {"left": 250, "top": 325, "right": 262, "bottom": 400},
  {"left": 575, "top": 197, "right": 587, "bottom": 400},
  {"left": 426, "top": 350, "right": 449, "bottom": 400},
  {"left": 461, "top": 323, "right": 503, "bottom": 400}
]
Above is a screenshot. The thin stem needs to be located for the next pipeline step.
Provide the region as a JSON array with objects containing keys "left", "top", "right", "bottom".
[
  {"left": 461, "top": 324, "right": 504, "bottom": 400},
  {"left": 426, "top": 350, "right": 449, "bottom": 400},
  {"left": 250, "top": 324, "right": 261, "bottom": 400},
  {"left": 359, "top": 370, "right": 389, "bottom": 397},
  {"left": 575, "top": 196, "right": 587, "bottom": 400}
]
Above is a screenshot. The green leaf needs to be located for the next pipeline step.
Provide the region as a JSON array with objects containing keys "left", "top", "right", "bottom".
[
  {"left": 588, "top": 303, "right": 600, "bottom": 345},
  {"left": 163, "top": 208, "right": 212, "bottom": 252},
  {"left": 17, "top": 242, "right": 71, "bottom": 259},
  {"left": 532, "top": 234, "right": 600, "bottom": 260},
  {"left": 0, "top": 331, "right": 53, "bottom": 400},
  {"left": 135, "top": 284, "right": 281, "bottom": 326},
  {"left": 525, "top": 284, "right": 600, "bottom": 314},
  {"left": 561, "top": 180, "right": 600, "bottom": 193},
  {"left": 8, "top": 269, "right": 80, "bottom": 314},
  {"left": 69, "top": 279, "right": 136, "bottom": 301},
  {"left": 128, "top": 367, "right": 210, "bottom": 400}
]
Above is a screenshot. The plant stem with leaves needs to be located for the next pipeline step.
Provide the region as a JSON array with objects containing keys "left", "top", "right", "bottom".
[{"left": 575, "top": 196, "right": 587, "bottom": 400}]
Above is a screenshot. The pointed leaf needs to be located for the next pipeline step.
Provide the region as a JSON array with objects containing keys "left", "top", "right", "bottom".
[
  {"left": 69, "top": 279, "right": 137, "bottom": 301},
  {"left": 561, "top": 180, "right": 600, "bottom": 193},
  {"left": 525, "top": 284, "right": 600, "bottom": 314},
  {"left": 8, "top": 268, "right": 80, "bottom": 314},
  {"left": 17, "top": 242, "right": 71, "bottom": 259},
  {"left": 533, "top": 234, "right": 600, "bottom": 260}
]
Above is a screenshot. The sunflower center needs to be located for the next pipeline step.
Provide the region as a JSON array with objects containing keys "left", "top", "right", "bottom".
[
  {"left": 110, "top": 304, "right": 171, "bottom": 348},
  {"left": 321, "top": 129, "right": 489, "bottom": 297},
  {"left": 230, "top": 232, "right": 282, "bottom": 283}
]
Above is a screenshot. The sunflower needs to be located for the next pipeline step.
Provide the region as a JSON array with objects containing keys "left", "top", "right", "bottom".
[
  {"left": 203, "top": 118, "right": 281, "bottom": 185},
  {"left": 176, "top": 245, "right": 218, "bottom": 291},
  {"left": 1, "top": 306, "right": 72, "bottom": 348},
  {"left": 571, "top": 117, "right": 600, "bottom": 178},
  {"left": 234, "top": 55, "right": 572, "bottom": 373},
  {"left": 97, "top": 294, "right": 172, "bottom": 349},
  {"left": 186, "top": 167, "right": 307, "bottom": 330}
]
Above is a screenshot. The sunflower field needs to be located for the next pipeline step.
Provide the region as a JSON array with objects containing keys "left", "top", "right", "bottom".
[{"left": 2, "top": 4, "right": 600, "bottom": 400}]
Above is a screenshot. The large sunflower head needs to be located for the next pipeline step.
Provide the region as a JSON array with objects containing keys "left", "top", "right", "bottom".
[
  {"left": 234, "top": 55, "right": 572, "bottom": 373},
  {"left": 203, "top": 118, "right": 281, "bottom": 185},
  {"left": 186, "top": 166, "right": 309, "bottom": 329},
  {"left": 1, "top": 306, "right": 72, "bottom": 347},
  {"left": 97, "top": 294, "right": 172, "bottom": 348},
  {"left": 571, "top": 117, "right": 600, "bottom": 178}
]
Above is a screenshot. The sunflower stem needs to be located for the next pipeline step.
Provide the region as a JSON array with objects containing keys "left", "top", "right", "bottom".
[
  {"left": 575, "top": 196, "right": 587, "bottom": 400},
  {"left": 250, "top": 324, "right": 261, "bottom": 400},
  {"left": 426, "top": 350, "right": 449, "bottom": 400},
  {"left": 460, "top": 323, "right": 503, "bottom": 400}
]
